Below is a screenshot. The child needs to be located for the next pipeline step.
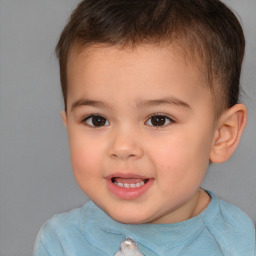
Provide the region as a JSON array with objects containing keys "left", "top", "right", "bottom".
[{"left": 33, "top": 0, "right": 255, "bottom": 255}]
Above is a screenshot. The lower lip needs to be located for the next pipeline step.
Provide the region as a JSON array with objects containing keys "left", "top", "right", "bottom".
[{"left": 106, "top": 178, "right": 153, "bottom": 200}]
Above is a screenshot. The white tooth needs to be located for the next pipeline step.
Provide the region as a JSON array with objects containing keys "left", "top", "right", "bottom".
[
  {"left": 114, "top": 181, "right": 146, "bottom": 188},
  {"left": 114, "top": 181, "right": 124, "bottom": 187},
  {"left": 136, "top": 183, "right": 141, "bottom": 187}
]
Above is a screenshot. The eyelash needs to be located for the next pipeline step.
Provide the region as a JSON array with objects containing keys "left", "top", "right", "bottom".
[
  {"left": 81, "top": 114, "right": 109, "bottom": 127},
  {"left": 81, "top": 113, "right": 175, "bottom": 128},
  {"left": 145, "top": 113, "right": 175, "bottom": 127}
]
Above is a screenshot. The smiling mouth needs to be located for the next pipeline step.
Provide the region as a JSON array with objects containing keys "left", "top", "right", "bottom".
[
  {"left": 107, "top": 175, "right": 153, "bottom": 199},
  {"left": 111, "top": 177, "right": 149, "bottom": 188}
]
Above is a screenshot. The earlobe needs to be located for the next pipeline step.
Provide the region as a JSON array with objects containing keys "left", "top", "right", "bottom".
[
  {"left": 210, "top": 104, "right": 247, "bottom": 163},
  {"left": 61, "top": 110, "right": 68, "bottom": 128}
]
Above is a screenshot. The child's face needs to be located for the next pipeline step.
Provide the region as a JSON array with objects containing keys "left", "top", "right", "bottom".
[{"left": 63, "top": 44, "right": 218, "bottom": 224}]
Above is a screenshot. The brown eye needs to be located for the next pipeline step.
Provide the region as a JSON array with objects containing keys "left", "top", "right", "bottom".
[
  {"left": 84, "top": 115, "right": 109, "bottom": 127},
  {"left": 146, "top": 115, "right": 172, "bottom": 127}
]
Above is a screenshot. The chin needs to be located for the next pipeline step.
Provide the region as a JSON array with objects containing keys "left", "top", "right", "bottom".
[
  {"left": 113, "top": 216, "right": 146, "bottom": 225},
  {"left": 106, "top": 210, "right": 151, "bottom": 224}
]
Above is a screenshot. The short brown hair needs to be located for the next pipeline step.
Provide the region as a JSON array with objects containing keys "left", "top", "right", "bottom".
[{"left": 56, "top": 0, "right": 245, "bottom": 115}]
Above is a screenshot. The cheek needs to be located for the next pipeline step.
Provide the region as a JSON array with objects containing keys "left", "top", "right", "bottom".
[
  {"left": 71, "top": 148, "right": 97, "bottom": 172},
  {"left": 68, "top": 136, "right": 105, "bottom": 194},
  {"left": 151, "top": 135, "right": 193, "bottom": 169},
  {"left": 151, "top": 128, "right": 212, "bottom": 179},
  {"left": 68, "top": 131, "right": 104, "bottom": 177}
]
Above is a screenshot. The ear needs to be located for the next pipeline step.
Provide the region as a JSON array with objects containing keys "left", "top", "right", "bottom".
[
  {"left": 210, "top": 104, "right": 247, "bottom": 163},
  {"left": 61, "top": 110, "right": 68, "bottom": 128}
]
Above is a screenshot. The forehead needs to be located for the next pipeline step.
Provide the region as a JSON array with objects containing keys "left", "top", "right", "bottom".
[
  {"left": 66, "top": 43, "right": 212, "bottom": 111},
  {"left": 67, "top": 43, "right": 206, "bottom": 85}
]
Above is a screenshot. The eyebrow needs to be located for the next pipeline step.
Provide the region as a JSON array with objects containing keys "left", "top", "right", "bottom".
[
  {"left": 136, "top": 97, "right": 191, "bottom": 109},
  {"left": 70, "top": 96, "right": 191, "bottom": 112},
  {"left": 71, "top": 99, "right": 112, "bottom": 111}
]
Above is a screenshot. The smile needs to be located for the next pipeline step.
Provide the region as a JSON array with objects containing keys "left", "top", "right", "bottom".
[
  {"left": 106, "top": 174, "right": 153, "bottom": 200},
  {"left": 112, "top": 178, "right": 148, "bottom": 188}
]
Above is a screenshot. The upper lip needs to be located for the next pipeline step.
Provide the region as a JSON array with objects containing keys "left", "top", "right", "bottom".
[{"left": 105, "top": 173, "right": 151, "bottom": 180}]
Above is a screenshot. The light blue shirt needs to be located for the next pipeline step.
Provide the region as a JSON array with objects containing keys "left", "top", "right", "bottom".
[{"left": 33, "top": 191, "right": 255, "bottom": 256}]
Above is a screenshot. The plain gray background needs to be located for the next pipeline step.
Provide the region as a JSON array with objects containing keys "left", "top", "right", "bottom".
[{"left": 0, "top": 0, "right": 255, "bottom": 255}]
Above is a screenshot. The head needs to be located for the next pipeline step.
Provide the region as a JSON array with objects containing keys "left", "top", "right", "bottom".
[
  {"left": 56, "top": 0, "right": 247, "bottom": 224},
  {"left": 56, "top": 0, "right": 245, "bottom": 117}
]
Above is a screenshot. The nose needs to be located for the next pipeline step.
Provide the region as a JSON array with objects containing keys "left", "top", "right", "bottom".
[{"left": 107, "top": 128, "right": 144, "bottom": 161}]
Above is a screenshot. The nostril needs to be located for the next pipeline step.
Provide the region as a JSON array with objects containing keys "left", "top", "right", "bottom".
[
  {"left": 108, "top": 139, "right": 144, "bottom": 160},
  {"left": 110, "top": 152, "right": 138, "bottom": 159}
]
